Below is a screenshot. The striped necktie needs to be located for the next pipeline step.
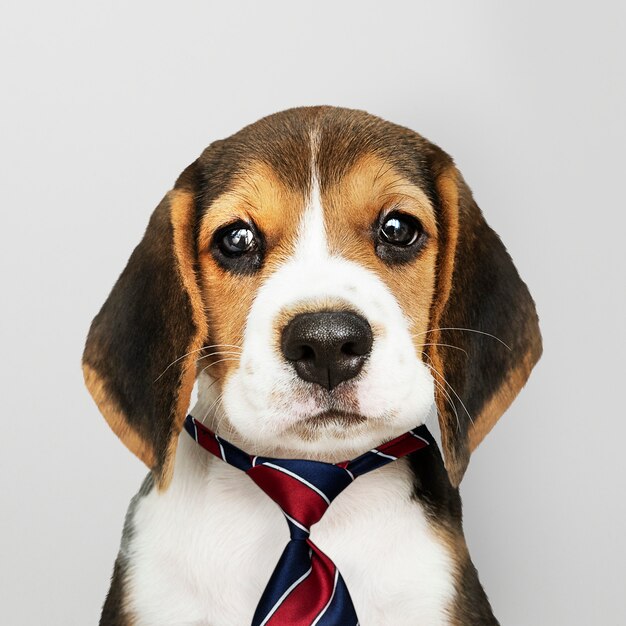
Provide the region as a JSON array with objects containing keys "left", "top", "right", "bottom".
[{"left": 184, "top": 414, "right": 431, "bottom": 626}]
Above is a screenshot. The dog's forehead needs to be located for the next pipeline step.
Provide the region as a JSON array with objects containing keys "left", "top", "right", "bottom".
[{"left": 196, "top": 107, "right": 435, "bottom": 207}]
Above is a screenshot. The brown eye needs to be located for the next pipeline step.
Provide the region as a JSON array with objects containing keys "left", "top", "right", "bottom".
[
  {"left": 211, "top": 220, "right": 264, "bottom": 274},
  {"left": 375, "top": 211, "right": 426, "bottom": 264},
  {"left": 380, "top": 212, "right": 420, "bottom": 246},
  {"left": 218, "top": 225, "right": 257, "bottom": 256}
]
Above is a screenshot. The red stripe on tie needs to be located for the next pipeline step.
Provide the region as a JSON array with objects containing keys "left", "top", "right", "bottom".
[
  {"left": 266, "top": 541, "right": 336, "bottom": 626},
  {"left": 377, "top": 431, "right": 428, "bottom": 458},
  {"left": 195, "top": 425, "right": 223, "bottom": 459},
  {"left": 248, "top": 465, "right": 329, "bottom": 528}
]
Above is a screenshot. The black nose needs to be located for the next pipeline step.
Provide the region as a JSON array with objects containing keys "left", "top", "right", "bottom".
[{"left": 281, "top": 311, "right": 373, "bottom": 390}]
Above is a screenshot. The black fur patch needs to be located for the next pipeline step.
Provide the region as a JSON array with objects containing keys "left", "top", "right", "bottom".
[
  {"left": 100, "top": 558, "right": 130, "bottom": 626},
  {"left": 83, "top": 194, "right": 197, "bottom": 479},
  {"left": 409, "top": 443, "right": 499, "bottom": 623}
]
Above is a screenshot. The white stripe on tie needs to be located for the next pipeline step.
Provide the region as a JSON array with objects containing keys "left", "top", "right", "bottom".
[
  {"left": 371, "top": 449, "right": 397, "bottom": 461},
  {"left": 258, "top": 565, "right": 313, "bottom": 626},
  {"left": 410, "top": 431, "right": 429, "bottom": 446},
  {"left": 283, "top": 512, "right": 310, "bottom": 534},
  {"left": 215, "top": 435, "right": 226, "bottom": 462}
]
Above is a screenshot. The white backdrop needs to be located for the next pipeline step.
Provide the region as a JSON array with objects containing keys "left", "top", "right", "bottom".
[{"left": 2, "top": 1, "right": 625, "bottom": 624}]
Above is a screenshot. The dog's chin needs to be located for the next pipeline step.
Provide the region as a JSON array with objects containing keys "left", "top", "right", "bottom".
[
  {"left": 281, "top": 417, "right": 394, "bottom": 462},
  {"left": 195, "top": 373, "right": 431, "bottom": 461},
  {"left": 213, "top": 410, "right": 422, "bottom": 463}
]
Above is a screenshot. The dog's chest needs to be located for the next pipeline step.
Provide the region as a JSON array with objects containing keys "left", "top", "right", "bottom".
[{"left": 126, "top": 448, "right": 455, "bottom": 626}]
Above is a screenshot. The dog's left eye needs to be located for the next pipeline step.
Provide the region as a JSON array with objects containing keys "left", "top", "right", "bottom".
[
  {"left": 218, "top": 225, "right": 257, "bottom": 256},
  {"left": 380, "top": 213, "right": 421, "bottom": 246},
  {"left": 375, "top": 211, "right": 426, "bottom": 264}
]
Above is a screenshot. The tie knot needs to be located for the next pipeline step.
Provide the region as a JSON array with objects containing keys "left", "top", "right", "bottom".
[{"left": 247, "top": 458, "right": 354, "bottom": 535}]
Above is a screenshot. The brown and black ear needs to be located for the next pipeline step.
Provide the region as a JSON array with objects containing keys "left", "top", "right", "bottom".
[
  {"left": 82, "top": 161, "right": 207, "bottom": 490},
  {"left": 426, "top": 148, "right": 542, "bottom": 487}
]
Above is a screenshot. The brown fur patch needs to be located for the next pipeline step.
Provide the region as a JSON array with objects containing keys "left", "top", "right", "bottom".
[
  {"left": 322, "top": 153, "right": 439, "bottom": 357},
  {"left": 82, "top": 363, "right": 156, "bottom": 468},
  {"left": 430, "top": 522, "right": 497, "bottom": 624},
  {"left": 426, "top": 166, "right": 464, "bottom": 484},
  {"left": 159, "top": 189, "right": 209, "bottom": 490},
  {"left": 425, "top": 153, "right": 542, "bottom": 486},
  {"left": 197, "top": 161, "right": 308, "bottom": 382},
  {"left": 467, "top": 345, "right": 537, "bottom": 452},
  {"left": 83, "top": 182, "right": 209, "bottom": 489}
]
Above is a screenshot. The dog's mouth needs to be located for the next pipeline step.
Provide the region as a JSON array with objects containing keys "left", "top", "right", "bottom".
[
  {"left": 275, "top": 406, "right": 404, "bottom": 461},
  {"left": 283, "top": 409, "right": 370, "bottom": 444},
  {"left": 304, "top": 409, "right": 368, "bottom": 426}
]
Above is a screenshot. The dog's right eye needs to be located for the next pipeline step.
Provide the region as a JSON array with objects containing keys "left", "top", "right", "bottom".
[{"left": 211, "top": 221, "right": 264, "bottom": 274}]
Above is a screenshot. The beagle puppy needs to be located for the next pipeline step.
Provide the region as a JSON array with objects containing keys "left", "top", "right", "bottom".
[{"left": 83, "top": 106, "right": 542, "bottom": 626}]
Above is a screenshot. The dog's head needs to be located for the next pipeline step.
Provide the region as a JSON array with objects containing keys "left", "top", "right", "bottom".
[{"left": 83, "top": 107, "right": 541, "bottom": 490}]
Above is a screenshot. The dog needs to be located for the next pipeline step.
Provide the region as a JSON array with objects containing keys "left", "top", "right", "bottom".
[{"left": 83, "top": 106, "right": 542, "bottom": 625}]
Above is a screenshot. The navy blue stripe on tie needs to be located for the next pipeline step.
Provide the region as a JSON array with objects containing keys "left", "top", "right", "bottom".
[
  {"left": 251, "top": 541, "right": 313, "bottom": 626},
  {"left": 215, "top": 434, "right": 252, "bottom": 471},
  {"left": 313, "top": 572, "right": 356, "bottom": 626}
]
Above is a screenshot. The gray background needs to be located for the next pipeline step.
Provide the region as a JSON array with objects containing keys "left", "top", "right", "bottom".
[{"left": 2, "top": 1, "right": 625, "bottom": 624}]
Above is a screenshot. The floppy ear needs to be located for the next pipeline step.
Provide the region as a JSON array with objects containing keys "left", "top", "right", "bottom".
[
  {"left": 82, "top": 161, "right": 207, "bottom": 490},
  {"left": 426, "top": 150, "right": 542, "bottom": 487}
]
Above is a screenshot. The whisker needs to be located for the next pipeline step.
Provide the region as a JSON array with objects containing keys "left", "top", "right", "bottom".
[
  {"left": 181, "top": 350, "right": 241, "bottom": 379},
  {"left": 201, "top": 391, "right": 224, "bottom": 427},
  {"left": 193, "top": 392, "right": 225, "bottom": 472},
  {"left": 195, "top": 350, "right": 245, "bottom": 363},
  {"left": 202, "top": 374, "right": 221, "bottom": 396},
  {"left": 199, "top": 358, "right": 241, "bottom": 378},
  {"left": 415, "top": 327, "right": 511, "bottom": 351},
  {"left": 427, "top": 369, "right": 461, "bottom": 432},
  {"left": 154, "top": 343, "right": 242, "bottom": 382},
  {"left": 423, "top": 352, "right": 474, "bottom": 425},
  {"left": 413, "top": 341, "right": 469, "bottom": 357},
  {"left": 212, "top": 398, "right": 230, "bottom": 435}
]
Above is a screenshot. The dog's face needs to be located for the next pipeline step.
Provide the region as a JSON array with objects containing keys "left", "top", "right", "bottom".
[
  {"left": 83, "top": 107, "right": 542, "bottom": 488},
  {"left": 200, "top": 152, "right": 438, "bottom": 461}
]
